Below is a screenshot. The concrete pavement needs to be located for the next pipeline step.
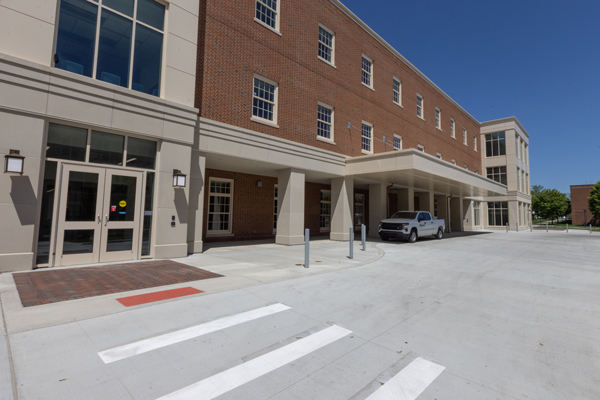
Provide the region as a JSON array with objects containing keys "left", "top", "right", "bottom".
[{"left": 1, "top": 230, "right": 599, "bottom": 399}]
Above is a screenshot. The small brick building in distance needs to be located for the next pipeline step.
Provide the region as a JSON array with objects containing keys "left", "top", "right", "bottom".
[{"left": 570, "top": 185, "right": 595, "bottom": 225}]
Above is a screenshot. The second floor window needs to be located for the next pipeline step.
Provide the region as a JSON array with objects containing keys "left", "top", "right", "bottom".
[
  {"left": 252, "top": 76, "right": 277, "bottom": 123},
  {"left": 463, "top": 127, "right": 468, "bottom": 145},
  {"left": 318, "top": 25, "right": 334, "bottom": 64},
  {"left": 435, "top": 108, "right": 441, "bottom": 129},
  {"left": 417, "top": 94, "right": 423, "bottom": 118},
  {"left": 450, "top": 119, "right": 455, "bottom": 138},
  {"left": 485, "top": 132, "right": 506, "bottom": 157},
  {"left": 317, "top": 104, "right": 333, "bottom": 140},
  {"left": 256, "top": 0, "right": 278, "bottom": 30},
  {"left": 393, "top": 135, "right": 402, "bottom": 151},
  {"left": 362, "top": 55, "right": 373, "bottom": 87},
  {"left": 487, "top": 166, "right": 507, "bottom": 185},
  {"left": 361, "top": 122, "right": 372, "bottom": 153},
  {"left": 55, "top": 0, "right": 165, "bottom": 96},
  {"left": 473, "top": 134, "right": 478, "bottom": 151}
]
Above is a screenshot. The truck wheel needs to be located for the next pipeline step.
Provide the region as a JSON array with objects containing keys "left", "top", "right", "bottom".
[
  {"left": 408, "top": 229, "right": 417, "bottom": 243},
  {"left": 435, "top": 228, "right": 443, "bottom": 240}
]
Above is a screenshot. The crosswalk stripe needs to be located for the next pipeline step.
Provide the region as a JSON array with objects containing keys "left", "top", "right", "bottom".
[
  {"left": 98, "top": 303, "right": 291, "bottom": 364},
  {"left": 365, "top": 357, "right": 445, "bottom": 400},
  {"left": 156, "top": 324, "right": 352, "bottom": 400}
]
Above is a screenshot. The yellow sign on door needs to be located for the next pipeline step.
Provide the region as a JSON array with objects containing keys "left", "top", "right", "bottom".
[{"left": 119, "top": 200, "right": 127, "bottom": 208}]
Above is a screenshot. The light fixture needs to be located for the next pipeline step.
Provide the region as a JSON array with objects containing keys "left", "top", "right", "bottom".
[
  {"left": 256, "top": 180, "right": 263, "bottom": 187},
  {"left": 5, "top": 149, "right": 25, "bottom": 174},
  {"left": 173, "top": 169, "right": 186, "bottom": 188}
]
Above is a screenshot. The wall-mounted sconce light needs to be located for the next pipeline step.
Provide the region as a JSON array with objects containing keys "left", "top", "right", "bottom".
[
  {"left": 173, "top": 169, "right": 187, "bottom": 188},
  {"left": 5, "top": 150, "right": 25, "bottom": 174},
  {"left": 256, "top": 180, "right": 263, "bottom": 187}
]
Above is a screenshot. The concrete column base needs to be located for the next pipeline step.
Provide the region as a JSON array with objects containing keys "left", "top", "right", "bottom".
[
  {"left": 0, "top": 252, "right": 34, "bottom": 273},
  {"left": 187, "top": 240, "right": 204, "bottom": 254},
  {"left": 154, "top": 243, "right": 188, "bottom": 259},
  {"left": 276, "top": 235, "right": 305, "bottom": 245},
  {"left": 330, "top": 232, "right": 351, "bottom": 241}
]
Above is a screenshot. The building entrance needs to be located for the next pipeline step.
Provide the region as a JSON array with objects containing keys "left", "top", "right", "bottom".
[{"left": 54, "top": 164, "right": 143, "bottom": 266}]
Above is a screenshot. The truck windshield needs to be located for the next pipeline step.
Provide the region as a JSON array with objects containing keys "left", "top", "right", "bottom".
[{"left": 390, "top": 212, "right": 418, "bottom": 219}]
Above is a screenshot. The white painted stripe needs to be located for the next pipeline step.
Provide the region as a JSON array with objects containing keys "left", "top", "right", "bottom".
[
  {"left": 365, "top": 357, "right": 445, "bottom": 400},
  {"left": 99, "top": 303, "right": 291, "bottom": 364},
  {"left": 157, "top": 325, "right": 352, "bottom": 400}
]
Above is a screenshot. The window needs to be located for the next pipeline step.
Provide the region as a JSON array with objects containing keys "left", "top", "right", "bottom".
[
  {"left": 525, "top": 144, "right": 529, "bottom": 165},
  {"left": 417, "top": 144, "right": 424, "bottom": 152},
  {"left": 450, "top": 119, "right": 455, "bottom": 138},
  {"left": 516, "top": 168, "right": 520, "bottom": 192},
  {"left": 486, "top": 167, "right": 507, "bottom": 185},
  {"left": 416, "top": 94, "right": 423, "bottom": 118},
  {"left": 435, "top": 108, "right": 441, "bottom": 130},
  {"left": 55, "top": 0, "right": 165, "bottom": 96},
  {"left": 361, "top": 55, "right": 373, "bottom": 88},
  {"left": 473, "top": 201, "right": 481, "bottom": 226},
  {"left": 318, "top": 25, "right": 335, "bottom": 64},
  {"left": 317, "top": 103, "right": 334, "bottom": 141},
  {"left": 521, "top": 170, "right": 525, "bottom": 194},
  {"left": 354, "top": 193, "right": 364, "bottom": 227},
  {"left": 320, "top": 190, "right": 331, "bottom": 231},
  {"left": 436, "top": 153, "right": 442, "bottom": 159},
  {"left": 361, "top": 122, "right": 373, "bottom": 153},
  {"left": 393, "top": 134, "right": 402, "bottom": 151},
  {"left": 208, "top": 179, "right": 233, "bottom": 234},
  {"left": 473, "top": 135, "right": 478, "bottom": 151},
  {"left": 252, "top": 76, "right": 278, "bottom": 124},
  {"left": 485, "top": 132, "right": 506, "bottom": 157},
  {"left": 526, "top": 174, "right": 530, "bottom": 194},
  {"left": 393, "top": 78, "right": 402, "bottom": 105},
  {"left": 463, "top": 127, "right": 468, "bottom": 145},
  {"left": 273, "top": 185, "right": 278, "bottom": 231},
  {"left": 515, "top": 136, "right": 520, "bottom": 160},
  {"left": 255, "top": 0, "right": 278, "bottom": 31},
  {"left": 488, "top": 201, "right": 508, "bottom": 226}
]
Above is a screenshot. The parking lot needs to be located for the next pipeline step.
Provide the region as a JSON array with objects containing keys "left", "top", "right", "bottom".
[{"left": 1, "top": 230, "right": 599, "bottom": 399}]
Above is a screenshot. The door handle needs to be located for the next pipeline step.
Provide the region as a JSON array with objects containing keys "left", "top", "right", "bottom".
[
  {"left": 105, "top": 214, "right": 108, "bottom": 226},
  {"left": 98, "top": 214, "right": 101, "bottom": 223}
]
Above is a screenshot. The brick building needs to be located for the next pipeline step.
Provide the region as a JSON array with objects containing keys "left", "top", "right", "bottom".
[
  {"left": 0, "top": 0, "right": 531, "bottom": 272},
  {"left": 570, "top": 185, "right": 595, "bottom": 225}
]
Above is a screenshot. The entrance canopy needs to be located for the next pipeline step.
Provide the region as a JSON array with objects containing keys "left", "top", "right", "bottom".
[{"left": 346, "top": 149, "right": 507, "bottom": 197}]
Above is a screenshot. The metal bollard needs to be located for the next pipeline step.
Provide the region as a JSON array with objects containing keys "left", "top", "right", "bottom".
[
  {"left": 361, "top": 224, "right": 366, "bottom": 251},
  {"left": 530, "top": 222, "right": 533, "bottom": 232},
  {"left": 566, "top": 224, "right": 568, "bottom": 233},
  {"left": 546, "top": 222, "right": 548, "bottom": 232},
  {"left": 506, "top": 223, "right": 508, "bottom": 233},
  {"left": 349, "top": 227, "right": 353, "bottom": 259},
  {"left": 516, "top": 223, "right": 519, "bottom": 233},
  {"left": 591, "top": 224, "right": 593, "bottom": 234},
  {"left": 304, "top": 229, "right": 309, "bottom": 268}
]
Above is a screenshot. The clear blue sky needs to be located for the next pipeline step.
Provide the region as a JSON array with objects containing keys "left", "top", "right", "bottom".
[{"left": 340, "top": 0, "right": 600, "bottom": 194}]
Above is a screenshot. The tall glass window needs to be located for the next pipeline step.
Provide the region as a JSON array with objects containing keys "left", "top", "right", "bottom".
[
  {"left": 485, "top": 132, "right": 506, "bottom": 157},
  {"left": 486, "top": 166, "right": 507, "bottom": 185},
  {"left": 320, "top": 190, "right": 331, "bottom": 230},
  {"left": 318, "top": 26, "right": 334, "bottom": 63},
  {"left": 55, "top": 0, "right": 165, "bottom": 96},
  {"left": 488, "top": 201, "right": 508, "bottom": 226},
  {"left": 317, "top": 104, "right": 333, "bottom": 140},
  {"left": 473, "top": 201, "right": 481, "bottom": 226},
  {"left": 361, "top": 122, "right": 372, "bottom": 153}
]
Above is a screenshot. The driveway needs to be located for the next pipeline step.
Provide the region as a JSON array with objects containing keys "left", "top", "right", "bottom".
[{"left": 1, "top": 230, "right": 599, "bottom": 399}]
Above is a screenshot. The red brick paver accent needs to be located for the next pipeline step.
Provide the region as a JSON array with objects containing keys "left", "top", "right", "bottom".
[
  {"left": 116, "top": 287, "right": 203, "bottom": 307},
  {"left": 13, "top": 260, "right": 223, "bottom": 307}
]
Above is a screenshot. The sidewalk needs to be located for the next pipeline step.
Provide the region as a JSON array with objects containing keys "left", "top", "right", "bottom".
[{"left": 0, "top": 240, "right": 383, "bottom": 336}]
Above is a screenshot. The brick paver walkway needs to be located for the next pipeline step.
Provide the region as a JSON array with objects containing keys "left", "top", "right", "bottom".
[{"left": 13, "top": 260, "right": 223, "bottom": 307}]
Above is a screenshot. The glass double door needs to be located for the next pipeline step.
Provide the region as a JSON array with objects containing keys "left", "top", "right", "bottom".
[{"left": 55, "top": 164, "right": 143, "bottom": 266}]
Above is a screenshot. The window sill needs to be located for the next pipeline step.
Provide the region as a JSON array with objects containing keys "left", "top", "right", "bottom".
[
  {"left": 206, "top": 232, "right": 234, "bottom": 237},
  {"left": 251, "top": 116, "right": 280, "bottom": 128},
  {"left": 394, "top": 102, "right": 403, "bottom": 108},
  {"left": 361, "top": 149, "right": 373, "bottom": 155},
  {"left": 417, "top": 115, "right": 425, "bottom": 121},
  {"left": 451, "top": 135, "right": 456, "bottom": 140},
  {"left": 317, "top": 136, "right": 336, "bottom": 145},
  {"left": 361, "top": 82, "right": 375, "bottom": 91},
  {"left": 254, "top": 18, "right": 282, "bottom": 36},
  {"left": 436, "top": 127, "right": 442, "bottom": 131},
  {"left": 318, "top": 56, "right": 336, "bottom": 68}
]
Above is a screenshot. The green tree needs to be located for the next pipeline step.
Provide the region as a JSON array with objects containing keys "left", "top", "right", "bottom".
[
  {"left": 531, "top": 185, "right": 545, "bottom": 219},
  {"left": 589, "top": 181, "right": 600, "bottom": 223},
  {"left": 531, "top": 185, "right": 545, "bottom": 196},
  {"left": 535, "top": 189, "right": 570, "bottom": 224}
]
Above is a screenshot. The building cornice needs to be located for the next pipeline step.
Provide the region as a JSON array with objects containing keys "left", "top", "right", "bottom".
[{"left": 480, "top": 117, "right": 530, "bottom": 138}]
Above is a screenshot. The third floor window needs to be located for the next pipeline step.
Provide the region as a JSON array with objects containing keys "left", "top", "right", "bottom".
[
  {"left": 256, "top": 0, "right": 279, "bottom": 31},
  {"left": 318, "top": 25, "right": 335, "bottom": 64},
  {"left": 55, "top": 0, "right": 165, "bottom": 96},
  {"left": 485, "top": 132, "right": 506, "bottom": 157},
  {"left": 362, "top": 55, "right": 373, "bottom": 88}
]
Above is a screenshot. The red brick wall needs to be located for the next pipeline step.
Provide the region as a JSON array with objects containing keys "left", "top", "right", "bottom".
[
  {"left": 196, "top": 0, "right": 482, "bottom": 173},
  {"left": 570, "top": 185, "right": 594, "bottom": 225}
]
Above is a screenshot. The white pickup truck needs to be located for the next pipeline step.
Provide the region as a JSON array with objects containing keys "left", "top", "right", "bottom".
[{"left": 378, "top": 211, "right": 445, "bottom": 243}]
